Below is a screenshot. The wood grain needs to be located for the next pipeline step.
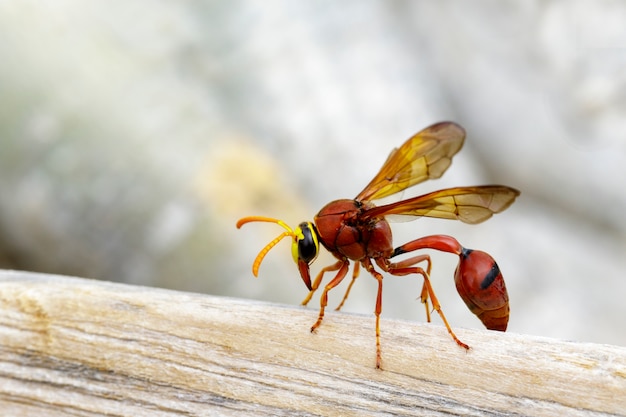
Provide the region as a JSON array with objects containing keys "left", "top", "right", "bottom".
[{"left": 0, "top": 270, "right": 624, "bottom": 416}]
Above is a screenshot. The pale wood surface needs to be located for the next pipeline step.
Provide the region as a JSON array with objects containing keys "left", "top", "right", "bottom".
[{"left": 0, "top": 270, "right": 624, "bottom": 417}]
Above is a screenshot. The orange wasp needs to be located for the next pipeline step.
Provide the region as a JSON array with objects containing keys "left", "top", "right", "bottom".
[{"left": 237, "top": 121, "right": 519, "bottom": 369}]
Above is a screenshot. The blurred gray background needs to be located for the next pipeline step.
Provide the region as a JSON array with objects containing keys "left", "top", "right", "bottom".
[{"left": 1, "top": 1, "right": 625, "bottom": 347}]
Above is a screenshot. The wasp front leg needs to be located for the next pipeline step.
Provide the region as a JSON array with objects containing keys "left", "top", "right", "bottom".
[
  {"left": 300, "top": 261, "right": 361, "bottom": 312},
  {"left": 310, "top": 259, "right": 350, "bottom": 333},
  {"left": 301, "top": 260, "right": 344, "bottom": 307}
]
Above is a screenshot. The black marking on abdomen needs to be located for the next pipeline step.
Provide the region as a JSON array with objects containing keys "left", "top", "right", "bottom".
[{"left": 480, "top": 262, "right": 500, "bottom": 290}]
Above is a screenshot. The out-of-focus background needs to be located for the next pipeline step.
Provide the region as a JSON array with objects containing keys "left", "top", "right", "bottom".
[{"left": 1, "top": 1, "right": 625, "bottom": 346}]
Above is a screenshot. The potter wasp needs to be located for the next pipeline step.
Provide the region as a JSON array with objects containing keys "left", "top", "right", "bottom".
[{"left": 237, "top": 122, "right": 519, "bottom": 368}]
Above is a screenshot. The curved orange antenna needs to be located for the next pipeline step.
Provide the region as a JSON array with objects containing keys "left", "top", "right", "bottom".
[
  {"left": 237, "top": 216, "right": 291, "bottom": 229},
  {"left": 237, "top": 216, "right": 296, "bottom": 276},
  {"left": 251, "top": 231, "right": 292, "bottom": 276}
]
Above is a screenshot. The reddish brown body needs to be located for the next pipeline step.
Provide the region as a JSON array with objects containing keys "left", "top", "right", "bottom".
[
  {"left": 236, "top": 121, "right": 519, "bottom": 369},
  {"left": 455, "top": 249, "right": 509, "bottom": 331},
  {"left": 314, "top": 200, "right": 511, "bottom": 333},
  {"left": 314, "top": 199, "right": 393, "bottom": 261}
]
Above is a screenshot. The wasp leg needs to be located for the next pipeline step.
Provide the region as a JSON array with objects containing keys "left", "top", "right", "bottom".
[
  {"left": 362, "top": 258, "right": 386, "bottom": 369},
  {"left": 381, "top": 255, "right": 470, "bottom": 351},
  {"left": 301, "top": 260, "right": 343, "bottom": 306},
  {"left": 334, "top": 262, "right": 360, "bottom": 311},
  {"left": 310, "top": 260, "right": 350, "bottom": 333}
]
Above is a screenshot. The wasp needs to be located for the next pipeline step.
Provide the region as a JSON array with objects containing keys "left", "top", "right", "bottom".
[{"left": 237, "top": 122, "right": 519, "bottom": 368}]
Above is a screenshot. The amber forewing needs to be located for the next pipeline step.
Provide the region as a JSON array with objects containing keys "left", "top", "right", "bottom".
[{"left": 355, "top": 122, "right": 465, "bottom": 202}]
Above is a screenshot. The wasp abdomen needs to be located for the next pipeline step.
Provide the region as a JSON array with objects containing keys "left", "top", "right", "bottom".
[{"left": 455, "top": 248, "right": 509, "bottom": 331}]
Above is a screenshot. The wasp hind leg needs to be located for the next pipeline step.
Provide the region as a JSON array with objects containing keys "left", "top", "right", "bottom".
[{"left": 379, "top": 253, "right": 470, "bottom": 351}]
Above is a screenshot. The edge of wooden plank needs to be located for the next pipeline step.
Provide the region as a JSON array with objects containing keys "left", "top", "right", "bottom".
[{"left": 0, "top": 269, "right": 625, "bottom": 416}]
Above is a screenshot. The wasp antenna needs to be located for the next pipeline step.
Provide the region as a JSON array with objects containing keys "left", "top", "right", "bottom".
[
  {"left": 252, "top": 231, "right": 294, "bottom": 276},
  {"left": 237, "top": 216, "right": 287, "bottom": 229},
  {"left": 237, "top": 216, "right": 298, "bottom": 275}
]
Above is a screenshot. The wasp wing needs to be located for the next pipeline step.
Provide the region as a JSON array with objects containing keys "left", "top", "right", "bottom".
[
  {"left": 362, "top": 185, "right": 520, "bottom": 224},
  {"left": 355, "top": 122, "right": 466, "bottom": 202}
]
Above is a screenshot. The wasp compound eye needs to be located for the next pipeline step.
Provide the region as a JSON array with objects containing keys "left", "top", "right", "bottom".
[{"left": 295, "top": 222, "right": 319, "bottom": 264}]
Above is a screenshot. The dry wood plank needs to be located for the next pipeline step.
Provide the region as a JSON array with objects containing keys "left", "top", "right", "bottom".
[{"left": 0, "top": 269, "right": 624, "bottom": 417}]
